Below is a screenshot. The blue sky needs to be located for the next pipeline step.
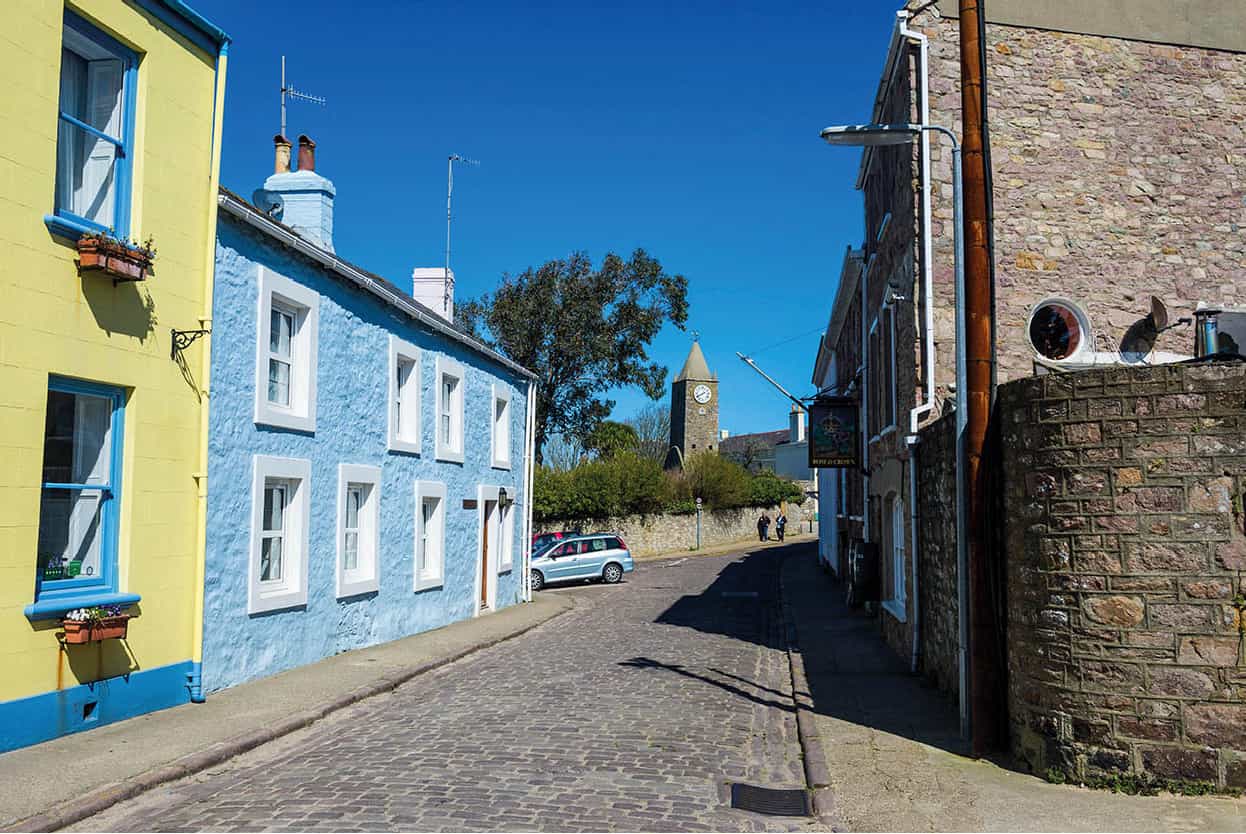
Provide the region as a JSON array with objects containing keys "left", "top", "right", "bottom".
[{"left": 197, "top": 0, "right": 893, "bottom": 434}]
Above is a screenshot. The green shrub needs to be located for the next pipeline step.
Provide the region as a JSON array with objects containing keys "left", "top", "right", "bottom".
[
  {"left": 670, "top": 451, "right": 750, "bottom": 510},
  {"left": 534, "top": 450, "right": 807, "bottom": 522},
  {"left": 748, "top": 470, "right": 806, "bottom": 507}
]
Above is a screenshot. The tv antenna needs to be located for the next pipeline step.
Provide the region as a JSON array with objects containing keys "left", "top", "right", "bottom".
[
  {"left": 445, "top": 153, "right": 480, "bottom": 316},
  {"left": 280, "top": 55, "right": 326, "bottom": 140}
]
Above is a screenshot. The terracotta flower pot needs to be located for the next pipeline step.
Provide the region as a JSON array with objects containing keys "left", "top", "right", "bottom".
[
  {"left": 76, "top": 238, "right": 153, "bottom": 283},
  {"left": 61, "top": 615, "right": 131, "bottom": 644}
]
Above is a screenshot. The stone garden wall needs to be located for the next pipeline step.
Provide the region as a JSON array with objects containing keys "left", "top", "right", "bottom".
[
  {"left": 1000, "top": 362, "right": 1246, "bottom": 788},
  {"left": 540, "top": 498, "right": 816, "bottom": 559}
]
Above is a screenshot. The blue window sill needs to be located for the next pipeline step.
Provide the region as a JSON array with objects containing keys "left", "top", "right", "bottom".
[
  {"left": 25, "top": 592, "right": 141, "bottom": 621},
  {"left": 44, "top": 213, "right": 108, "bottom": 243}
]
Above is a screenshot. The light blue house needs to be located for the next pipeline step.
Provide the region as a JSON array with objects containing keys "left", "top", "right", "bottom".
[{"left": 201, "top": 135, "right": 534, "bottom": 694}]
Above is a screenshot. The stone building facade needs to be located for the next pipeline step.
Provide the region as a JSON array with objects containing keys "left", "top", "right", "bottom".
[{"left": 813, "top": 0, "right": 1245, "bottom": 714}]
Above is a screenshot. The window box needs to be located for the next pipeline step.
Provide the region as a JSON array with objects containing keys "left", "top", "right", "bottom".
[
  {"left": 61, "top": 613, "right": 132, "bottom": 644},
  {"left": 76, "top": 233, "right": 155, "bottom": 283}
]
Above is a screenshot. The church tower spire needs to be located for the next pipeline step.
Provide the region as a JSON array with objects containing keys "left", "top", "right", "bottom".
[{"left": 666, "top": 337, "right": 719, "bottom": 469}]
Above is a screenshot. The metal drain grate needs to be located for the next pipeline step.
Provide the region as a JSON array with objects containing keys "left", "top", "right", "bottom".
[{"left": 730, "top": 783, "right": 812, "bottom": 816}]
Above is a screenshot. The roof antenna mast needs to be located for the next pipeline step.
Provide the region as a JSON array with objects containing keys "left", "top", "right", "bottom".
[
  {"left": 445, "top": 153, "right": 480, "bottom": 317},
  {"left": 280, "top": 55, "right": 326, "bottom": 140}
]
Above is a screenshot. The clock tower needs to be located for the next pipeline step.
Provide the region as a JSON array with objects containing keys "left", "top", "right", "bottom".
[{"left": 666, "top": 340, "right": 719, "bottom": 469}]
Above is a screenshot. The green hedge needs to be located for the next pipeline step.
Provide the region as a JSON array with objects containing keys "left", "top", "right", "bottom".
[{"left": 534, "top": 451, "right": 806, "bottom": 523}]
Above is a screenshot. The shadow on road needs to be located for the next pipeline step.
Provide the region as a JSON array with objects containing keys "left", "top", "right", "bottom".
[
  {"left": 643, "top": 541, "right": 975, "bottom": 760},
  {"left": 618, "top": 657, "right": 795, "bottom": 713}
]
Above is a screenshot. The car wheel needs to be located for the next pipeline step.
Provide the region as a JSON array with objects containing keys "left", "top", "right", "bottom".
[
  {"left": 531, "top": 570, "right": 545, "bottom": 592},
  {"left": 602, "top": 563, "right": 623, "bottom": 584}
]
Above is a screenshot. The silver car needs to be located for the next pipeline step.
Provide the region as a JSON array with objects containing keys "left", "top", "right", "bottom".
[{"left": 530, "top": 533, "right": 634, "bottom": 591}]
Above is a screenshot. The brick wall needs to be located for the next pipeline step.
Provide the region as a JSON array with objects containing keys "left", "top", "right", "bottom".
[{"left": 1000, "top": 362, "right": 1246, "bottom": 788}]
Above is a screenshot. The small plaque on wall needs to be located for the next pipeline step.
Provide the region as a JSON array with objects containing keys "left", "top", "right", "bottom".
[{"left": 462, "top": 498, "right": 479, "bottom": 510}]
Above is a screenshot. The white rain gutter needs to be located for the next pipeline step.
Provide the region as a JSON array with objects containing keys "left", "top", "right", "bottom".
[
  {"left": 521, "top": 380, "right": 537, "bottom": 601},
  {"left": 898, "top": 11, "right": 935, "bottom": 678},
  {"left": 861, "top": 254, "right": 873, "bottom": 543},
  {"left": 217, "top": 191, "right": 536, "bottom": 382}
]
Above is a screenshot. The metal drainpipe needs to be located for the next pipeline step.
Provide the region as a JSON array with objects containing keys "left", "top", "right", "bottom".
[
  {"left": 189, "top": 39, "right": 230, "bottom": 704},
  {"left": 899, "top": 11, "right": 934, "bottom": 676},
  {"left": 521, "top": 380, "right": 537, "bottom": 601},
  {"left": 861, "top": 256, "right": 873, "bottom": 544}
]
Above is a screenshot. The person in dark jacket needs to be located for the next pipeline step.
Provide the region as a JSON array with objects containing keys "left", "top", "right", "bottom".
[{"left": 757, "top": 512, "right": 771, "bottom": 542}]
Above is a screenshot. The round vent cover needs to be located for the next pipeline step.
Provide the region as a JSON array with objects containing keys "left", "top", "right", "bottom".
[{"left": 1028, "top": 298, "right": 1090, "bottom": 361}]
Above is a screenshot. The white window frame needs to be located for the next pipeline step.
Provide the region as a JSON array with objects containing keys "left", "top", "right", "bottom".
[
  {"left": 414, "top": 480, "right": 447, "bottom": 591},
  {"left": 336, "top": 464, "right": 381, "bottom": 598},
  {"left": 387, "top": 335, "right": 422, "bottom": 455},
  {"left": 434, "top": 356, "right": 465, "bottom": 463},
  {"left": 490, "top": 384, "right": 512, "bottom": 470},
  {"left": 881, "top": 304, "right": 897, "bottom": 436},
  {"left": 882, "top": 493, "right": 907, "bottom": 622},
  {"left": 248, "top": 455, "right": 311, "bottom": 614},
  {"left": 255, "top": 267, "right": 319, "bottom": 432},
  {"left": 497, "top": 496, "right": 515, "bottom": 574}
]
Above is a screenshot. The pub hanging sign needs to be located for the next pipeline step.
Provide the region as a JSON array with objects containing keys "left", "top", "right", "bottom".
[{"left": 808, "top": 396, "right": 859, "bottom": 469}]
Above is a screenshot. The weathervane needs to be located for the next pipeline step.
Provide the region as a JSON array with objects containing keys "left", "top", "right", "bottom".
[{"left": 280, "top": 55, "right": 325, "bottom": 140}]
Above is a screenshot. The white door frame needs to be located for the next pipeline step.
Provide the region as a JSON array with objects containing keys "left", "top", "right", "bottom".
[{"left": 474, "top": 485, "right": 502, "bottom": 613}]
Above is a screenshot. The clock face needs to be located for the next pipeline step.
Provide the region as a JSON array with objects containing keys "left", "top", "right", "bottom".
[{"left": 693, "top": 384, "right": 712, "bottom": 404}]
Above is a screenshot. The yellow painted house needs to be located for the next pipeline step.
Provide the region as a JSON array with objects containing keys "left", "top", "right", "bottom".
[{"left": 0, "top": 0, "right": 228, "bottom": 751}]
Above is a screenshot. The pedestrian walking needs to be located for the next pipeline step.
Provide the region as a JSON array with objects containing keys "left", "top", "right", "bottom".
[
  {"left": 757, "top": 512, "right": 770, "bottom": 542},
  {"left": 775, "top": 510, "right": 787, "bottom": 542}
]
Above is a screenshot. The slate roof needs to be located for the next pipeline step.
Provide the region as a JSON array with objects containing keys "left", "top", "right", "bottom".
[{"left": 217, "top": 186, "right": 534, "bottom": 380}]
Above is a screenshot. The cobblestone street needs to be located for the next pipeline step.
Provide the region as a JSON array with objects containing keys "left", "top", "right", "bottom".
[{"left": 73, "top": 550, "right": 820, "bottom": 832}]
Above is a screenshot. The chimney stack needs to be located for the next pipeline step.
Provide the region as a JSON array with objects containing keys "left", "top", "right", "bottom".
[
  {"left": 262, "top": 134, "right": 335, "bottom": 251},
  {"left": 789, "top": 405, "right": 806, "bottom": 443},
  {"left": 410, "top": 268, "right": 455, "bottom": 322},
  {"left": 274, "top": 134, "right": 292, "bottom": 173},
  {"left": 296, "top": 134, "right": 316, "bottom": 172}
]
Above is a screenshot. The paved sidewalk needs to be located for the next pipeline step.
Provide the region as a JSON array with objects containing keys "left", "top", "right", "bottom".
[
  {"left": 781, "top": 545, "right": 1246, "bottom": 832},
  {"left": 636, "top": 530, "right": 818, "bottom": 563},
  {"left": 0, "top": 595, "right": 571, "bottom": 832}
]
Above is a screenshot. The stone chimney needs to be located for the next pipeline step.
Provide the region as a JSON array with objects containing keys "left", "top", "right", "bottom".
[
  {"left": 789, "top": 405, "right": 806, "bottom": 443},
  {"left": 262, "top": 133, "right": 336, "bottom": 251},
  {"left": 273, "top": 134, "right": 291, "bottom": 173},
  {"left": 410, "top": 268, "right": 455, "bottom": 322}
]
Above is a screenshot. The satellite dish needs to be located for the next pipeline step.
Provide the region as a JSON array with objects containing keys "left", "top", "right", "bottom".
[
  {"left": 251, "top": 189, "right": 284, "bottom": 220},
  {"left": 1149, "top": 296, "right": 1169, "bottom": 331}
]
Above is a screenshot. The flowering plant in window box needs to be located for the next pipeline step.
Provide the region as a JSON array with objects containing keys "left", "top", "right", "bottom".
[
  {"left": 76, "top": 232, "right": 156, "bottom": 283},
  {"left": 60, "top": 605, "right": 133, "bottom": 644}
]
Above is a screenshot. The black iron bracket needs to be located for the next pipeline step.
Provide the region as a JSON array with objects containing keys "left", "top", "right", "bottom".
[{"left": 171, "top": 327, "right": 211, "bottom": 360}]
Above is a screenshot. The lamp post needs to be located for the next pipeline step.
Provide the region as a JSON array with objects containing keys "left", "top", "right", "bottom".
[{"left": 819, "top": 122, "right": 970, "bottom": 740}]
